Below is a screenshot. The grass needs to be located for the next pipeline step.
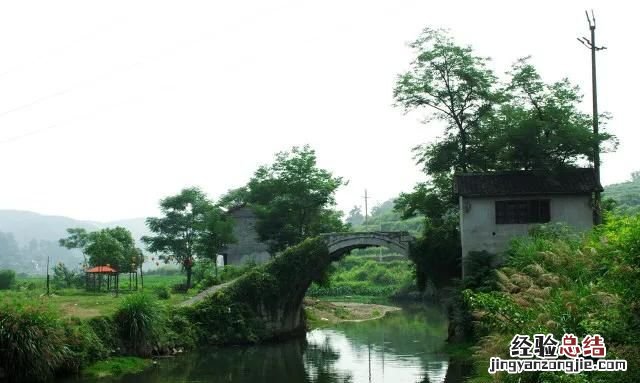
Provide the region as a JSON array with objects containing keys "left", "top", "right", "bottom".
[
  {"left": 0, "top": 274, "right": 198, "bottom": 319},
  {"left": 306, "top": 254, "right": 415, "bottom": 298},
  {"left": 82, "top": 356, "right": 152, "bottom": 378}
]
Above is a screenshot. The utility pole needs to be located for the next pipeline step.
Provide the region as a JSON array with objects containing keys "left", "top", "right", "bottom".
[
  {"left": 578, "top": 10, "right": 606, "bottom": 225},
  {"left": 362, "top": 189, "right": 370, "bottom": 227},
  {"left": 46, "top": 256, "right": 50, "bottom": 295}
]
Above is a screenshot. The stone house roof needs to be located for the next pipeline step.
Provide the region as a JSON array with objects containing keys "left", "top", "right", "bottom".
[{"left": 454, "top": 168, "right": 603, "bottom": 197}]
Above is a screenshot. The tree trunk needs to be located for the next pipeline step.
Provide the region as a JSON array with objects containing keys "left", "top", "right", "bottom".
[
  {"left": 460, "top": 128, "right": 468, "bottom": 172},
  {"left": 186, "top": 266, "right": 192, "bottom": 289}
]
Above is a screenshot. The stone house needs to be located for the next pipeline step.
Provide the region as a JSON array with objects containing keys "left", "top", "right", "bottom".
[
  {"left": 221, "top": 205, "right": 271, "bottom": 265},
  {"left": 454, "top": 168, "right": 602, "bottom": 277}
]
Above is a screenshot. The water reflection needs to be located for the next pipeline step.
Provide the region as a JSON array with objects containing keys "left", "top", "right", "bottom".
[{"left": 65, "top": 305, "right": 463, "bottom": 383}]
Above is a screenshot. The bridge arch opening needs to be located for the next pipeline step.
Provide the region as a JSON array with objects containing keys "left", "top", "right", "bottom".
[{"left": 321, "top": 231, "right": 413, "bottom": 261}]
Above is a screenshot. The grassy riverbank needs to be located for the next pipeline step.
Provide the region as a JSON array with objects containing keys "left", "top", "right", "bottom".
[{"left": 82, "top": 357, "right": 152, "bottom": 379}]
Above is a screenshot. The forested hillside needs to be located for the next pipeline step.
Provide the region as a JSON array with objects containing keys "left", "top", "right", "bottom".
[
  {"left": 346, "top": 198, "right": 424, "bottom": 235},
  {"left": 604, "top": 171, "right": 640, "bottom": 215},
  {"left": 0, "top": 210, "right": 149, "bottom": 274}
]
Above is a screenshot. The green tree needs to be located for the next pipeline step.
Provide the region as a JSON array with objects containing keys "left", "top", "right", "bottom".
[
  {"left": 345, "top": 206, "right": 364, "bottom": 227},
  {"left": 393, "top": 28, "right": 617, "bottom": 290},
  {"left": 492, "top": 57, "right": 614, "bottom": 170},
  {"left": 52, "top": 262, "right": 81, "bottom": 289},
  {"left": 59, "top": 226, "right": 141, "bottom": 272},
  {"left": 59, "top": 228, "right": 90, "bottom": 268},
  {"left": 394, "top": 28, "right": 497, "bottom": 173},
  {"left": 143, "top": 187, "right": 234, "bottom": 288},
  {"left": 84, "top": 229, "right": 125, "bottom": 269},
  {"left": 244, "top": 145, "right": 346, "bottom": 253}
]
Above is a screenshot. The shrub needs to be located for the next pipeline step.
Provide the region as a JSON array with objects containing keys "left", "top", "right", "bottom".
[
  {"left": 195, "top": 274, "right": 220, "bottom": 291},
  {"left": 114, "top": 293, "right": 163, "bottom": 356},
  {"left": 0, "top": 302, "right": 68, "bottom": 382},
  {"left": 156, "top": 311, "right": 198, "bottom": 352},
  {"left": 87, "top": 316, "right": 119, "bottom": 352},
  {"left": 52, "top": 263, "right": 83, "bottom": 289},
  {"left": 0, "top": 269, "right": 16, "bottom": 290},
  {"left": 153, "top": 285, "right": 171, "bottom": 300},
  {"left": 171, "top": 283, "right": 189, "bottom": 293},
  {"left": 59, "top": 318, "right": 109, "bottom": 374}
]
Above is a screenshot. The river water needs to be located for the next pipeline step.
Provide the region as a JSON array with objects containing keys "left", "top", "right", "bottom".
[{"left": 70, "top": 304, "right": 468, "bottom": 383}]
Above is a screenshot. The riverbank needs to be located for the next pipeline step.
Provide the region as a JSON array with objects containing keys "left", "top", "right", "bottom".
[{"left": 304, "top": 298, "right": 400, "bottom": 328}]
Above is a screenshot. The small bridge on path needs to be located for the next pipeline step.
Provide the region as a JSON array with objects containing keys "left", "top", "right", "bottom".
[{"left": 183, "top": 231, "right": 415, "bottom": 342}]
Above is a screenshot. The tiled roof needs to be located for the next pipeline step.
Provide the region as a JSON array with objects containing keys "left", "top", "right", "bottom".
[{"left": 454, "top": 168, "right": 603, "bottom": 197}]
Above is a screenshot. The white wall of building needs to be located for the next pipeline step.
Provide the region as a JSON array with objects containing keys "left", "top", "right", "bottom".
[{"left": 459, "top": 194, "right": 593, "bottom": 276}]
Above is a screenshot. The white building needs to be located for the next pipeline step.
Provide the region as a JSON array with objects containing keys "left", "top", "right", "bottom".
[{"left": 455, "top": 168, "right": 602, "bottom": 277}]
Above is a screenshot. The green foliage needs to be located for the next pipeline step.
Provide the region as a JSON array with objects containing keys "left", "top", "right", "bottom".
[
  {"left": 604, "top": 171, "right": 640, "bottom": 216},
  {"left": 60, "top": 318, "right": 110, "bottom": 374},
  {"left": 53, "top": 262, "right": 83, "bottom": 289},
  {"left": 59, "top": 226, "right": 143, "bottom": 272},
  {"left": 350, "top": 197, "right": 425, "bottom": 235},
  {"left": 307, "top": 255, "right": 414, "bottom": 297},
  {"left": 395, "top": 29, "right": 615, "bottom": 176},
  {"left": 239, "top": 145, "right": 346, "bottom": 254},
  {"left": 114, "top": 293, "right": 162, "bottom": 356},
  {"left": 409, "top": 217, "right": 461, "bottom": 291},
  {"left": 188, "top": 237, "right": 331, "bottom": 344},
  {"left": 153, "top": 285, "right": 171, "bottom": 300},
  {"left": 0, "top": 302, "right": 69, "bottom": 382},
  {"left": 0, "top": 269, "right": 16, "bottom": 289},
  {"left": 393, "top": 28, "right": 617, "bottom": 297},
  {"left": 82, "top": 356, "right": 151, "bottom": 378},
  {"left": 464, "top": 214, "right": 640, "bottom": 383},
  {"left": 394, "top": 27, "right": 497, "bottom": 173},
  {"left": 462, "top": 251, "right": 497, "bottom": 292},
  {"left": 143, "top": 187, "right": 234, "bottom": 288}
]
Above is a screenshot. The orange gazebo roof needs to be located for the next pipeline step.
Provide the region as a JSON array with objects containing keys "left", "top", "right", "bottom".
[{"left": 86, "top": 265, "right": 118, "bottom": 273}]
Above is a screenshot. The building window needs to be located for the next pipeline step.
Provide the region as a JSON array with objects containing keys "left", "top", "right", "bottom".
[{"left": 495, "top": 199, "right": 550, "bottom": 224}]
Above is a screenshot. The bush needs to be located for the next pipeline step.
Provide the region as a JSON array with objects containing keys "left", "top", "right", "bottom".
[
  {"left": 153, "top": 285, "right": 171, "bottom": 300},
  {"left": 0, "top": 302, "right": 68, "bottom": 382},
  {"left": 53, "top": 263, "right": 84, "bottom": 289},
  {"left": 171, "top": 283, "right": 190, "bottom": 293},
  {"left": 59, "top": 318, "right": 110, "bottom": 374},
  {"left": 0, "top": 269, "right": 16, "bottom": 290},
  {"left": 463, "top": 213, "right": 640, "bottom": 383},
  {"left": 114, "top": 293, "right": 163, "bottom": 356}
]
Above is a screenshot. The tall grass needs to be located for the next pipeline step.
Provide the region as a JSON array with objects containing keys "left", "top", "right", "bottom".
[
  {"left": 464, "top": 217, "right": 640, "bottom": 383},
  {"left": 114, "top": 293, "right": 162, "bottom": 356},
  {"left": 0, "top": 302, "right": 68, "bottom": 382}
]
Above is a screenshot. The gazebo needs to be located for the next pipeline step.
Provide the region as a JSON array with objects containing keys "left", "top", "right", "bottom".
[{"left": 85, "top": 265, "right": 119, "bottom": 291}]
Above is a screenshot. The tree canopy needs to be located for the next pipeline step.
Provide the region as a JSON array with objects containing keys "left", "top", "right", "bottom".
[
  {"left": 393, "top": 28, "right": 617, "bottom": 290},
  {"left": 222, "top": 145, "right": 347, "bottom": 254},
  {"left": 59, "top": 226, "right": 142, "bottom": 273},
  {"left": 142, "top": 187, "right": 234, "bottom": 288}
]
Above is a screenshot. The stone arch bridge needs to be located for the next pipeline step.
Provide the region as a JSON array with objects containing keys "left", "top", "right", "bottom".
[
  {"left": 320, "top": 231, "right": 414, "bottom": 259},
  {"left": 185, "top": 231, "right": 415, "bottom": 342}
]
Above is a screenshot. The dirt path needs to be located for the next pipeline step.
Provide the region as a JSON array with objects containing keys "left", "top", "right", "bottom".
[{"left": 178, "top": 278, "right": 239, "bottom": 307}]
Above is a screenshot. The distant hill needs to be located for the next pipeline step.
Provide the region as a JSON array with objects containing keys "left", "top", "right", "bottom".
[
  {"left": 0, "top": 210, "right": 150, "bottom": 274},
  {"left": 604, "top": 172, "right": 640, "bottom": 216},
  {"left": 0, "top": 210, "right": 149, "bottom": 245}
]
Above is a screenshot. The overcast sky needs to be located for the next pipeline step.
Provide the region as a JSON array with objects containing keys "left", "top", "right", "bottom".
[{"left": 0, "top": 0, "right": 637, "bottom": 222}]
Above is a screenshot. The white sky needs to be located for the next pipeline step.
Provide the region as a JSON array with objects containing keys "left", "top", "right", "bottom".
[{"left": 0, "top": 1, "right": 637, "bottom": 222}]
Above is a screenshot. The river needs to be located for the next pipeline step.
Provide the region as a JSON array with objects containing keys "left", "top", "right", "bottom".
[{"left": 69, "top": 304, "right": 468, "bottom": 383}]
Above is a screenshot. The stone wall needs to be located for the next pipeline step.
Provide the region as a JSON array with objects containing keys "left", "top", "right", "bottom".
[{"left": 223, "top": 206, "right": 270, "bottom": 265}]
